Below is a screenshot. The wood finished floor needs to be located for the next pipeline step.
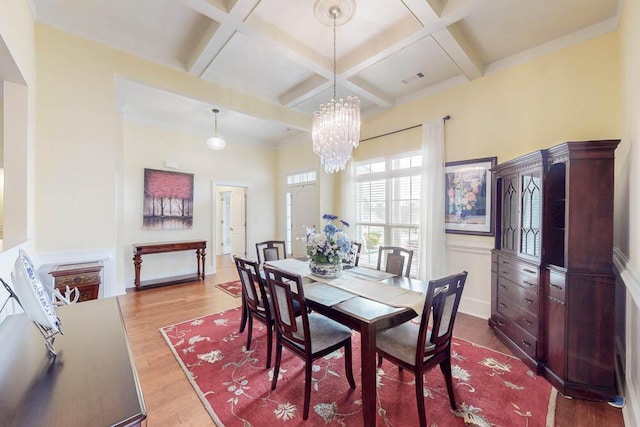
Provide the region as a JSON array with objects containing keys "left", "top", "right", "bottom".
[{"left": 117, "top": 255, "right": 625, "bottom": 426}]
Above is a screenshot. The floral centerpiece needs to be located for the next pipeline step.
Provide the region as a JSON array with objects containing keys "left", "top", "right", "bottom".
[{"left": 306, "top": 214, "right": 352, "bottom": 278}]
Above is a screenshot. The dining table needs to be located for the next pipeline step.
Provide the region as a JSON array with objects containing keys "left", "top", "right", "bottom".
[{"left": 264, "top": 258, "right": 428, "bottom": 426}]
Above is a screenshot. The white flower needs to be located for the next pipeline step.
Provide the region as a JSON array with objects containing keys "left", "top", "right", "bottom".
[
  {"left": 198, "top": 350, "right": 224, "bottom": 364},
  {"left": 274, "top": 402, "right": 297, "bottom": 421}
]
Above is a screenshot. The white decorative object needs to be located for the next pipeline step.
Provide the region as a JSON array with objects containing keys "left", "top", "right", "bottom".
[
  {"left": 312, "top": 0, "right": 360, "bottom": 174},
  {"left": 309, "top": 259, "right": 342, "bottom": 278},
  {"left": 12, "top": 249, "right": 60, "bottom": 333}
]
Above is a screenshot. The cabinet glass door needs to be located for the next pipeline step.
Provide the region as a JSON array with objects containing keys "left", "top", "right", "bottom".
[
  {"left": 520, "top": 172, "right": 542, "bottom": 258},
  {"left": 500, "top": 175, "right": 518, "bottom": 252}
]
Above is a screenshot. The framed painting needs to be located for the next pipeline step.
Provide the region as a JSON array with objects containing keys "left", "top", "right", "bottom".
[
  {"left": 445, "top": 157, "right": 497, "bottom": 236},
  {"left": 143, "top": 168, "right": 194, "bottom": 230}
]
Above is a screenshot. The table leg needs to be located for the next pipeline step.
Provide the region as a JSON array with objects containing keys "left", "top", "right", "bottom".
[
  {"left": 360, "top": 322, "right": 377, "bottom": 425},
  {"left": 133, "top": 254, "right": 142, "bottom": 289},
  {"left": 201, "top": 247, "right": 206, "bottom": 279}
]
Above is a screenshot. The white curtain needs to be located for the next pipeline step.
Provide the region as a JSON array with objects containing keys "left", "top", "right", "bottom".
[
  {"left": 417, "top": 119, "right": 448, "bottom": 281},
  {"left": 340, "top": 163, "right": 356, "bottom": 240}
]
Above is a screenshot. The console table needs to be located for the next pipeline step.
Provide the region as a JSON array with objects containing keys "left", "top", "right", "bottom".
[
  {"left": 0, "top": 298, "right": 146, "bottom": 426},
  {"left": 133, "top": 240, "right": 206, "bottom": 290}
]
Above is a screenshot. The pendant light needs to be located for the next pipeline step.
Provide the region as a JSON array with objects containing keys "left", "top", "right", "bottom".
[{"left": 206, "top": 108, "right": 226, "bottom": 150}]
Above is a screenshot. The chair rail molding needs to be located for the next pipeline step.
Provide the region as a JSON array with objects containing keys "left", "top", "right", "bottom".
[{"left": 613, "top": 246, "right": 640, "bottom": 427}]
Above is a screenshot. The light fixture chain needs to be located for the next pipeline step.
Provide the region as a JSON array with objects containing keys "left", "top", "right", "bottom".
[{"left": 333, "top": 12, "right": 337, "bottom": 101}]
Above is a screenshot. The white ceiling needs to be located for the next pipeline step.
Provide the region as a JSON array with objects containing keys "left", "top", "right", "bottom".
[{"left": 33, "top": 0, "right": 620, "bottom": 148}]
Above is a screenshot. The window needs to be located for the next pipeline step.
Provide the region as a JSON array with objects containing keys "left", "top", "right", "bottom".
[{"left": 354, "top": 153, "right": 422, "bottom": 275}]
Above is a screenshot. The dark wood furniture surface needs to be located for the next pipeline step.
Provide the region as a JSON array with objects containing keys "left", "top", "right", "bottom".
[
  {"left": 376, "top": 271, "right": 467, "bottom": 427},
  {"left": 255, "top": 240, "right": 287, "bottom": 264},
  {"left": 132, "top": 240, "right": 206, "bottom": 289},
  {"left": 0, "top": 297, "right": 146, "bottom": 426},
  {"left": 489, "top": 139, "right": 620, "bottom": 401},
  {"left": 265, "top": 259, "right": 427, "bottom": 426},
  {"left": 50, "top": 261, "right": 102, "bottom": 302},
  {"left": 264, "top": 266, "right": 356, "bottom": 420}
]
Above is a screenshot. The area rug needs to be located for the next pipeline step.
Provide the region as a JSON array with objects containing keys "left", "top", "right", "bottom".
[
  {"left": 160, "top": 308, "right": 556, "bottom": 426},
  {"left": 215, "top": 280, "right": 242, "bottom": 298}
]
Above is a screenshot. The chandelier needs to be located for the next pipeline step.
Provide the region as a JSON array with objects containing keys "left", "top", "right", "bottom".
[
  {"left": 206, "top": 108, "right": 226, "bottom": 150},
  {"left": 312, "top": 0, "right": 360, "bottom": 174}
]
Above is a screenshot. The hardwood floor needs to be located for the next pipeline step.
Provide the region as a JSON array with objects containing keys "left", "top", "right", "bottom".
[{"left": 118, "top": 255, "right": 625, "bottom": 426}]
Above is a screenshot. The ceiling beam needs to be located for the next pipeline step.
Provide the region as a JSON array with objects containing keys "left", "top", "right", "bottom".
[
  {"left": 432, "top": 23, "right": 484, "bottom": 80},
  {"left": 183, "top": 0, "right": 261, "bottom": 76}
]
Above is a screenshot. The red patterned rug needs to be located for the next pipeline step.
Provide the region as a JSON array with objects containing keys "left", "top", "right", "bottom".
[
  {"left": 160, "top": 308, "right": 556, "bottom": 426},
  {"left": 215, "top": 280, "right": 242, "bottom": 298}
]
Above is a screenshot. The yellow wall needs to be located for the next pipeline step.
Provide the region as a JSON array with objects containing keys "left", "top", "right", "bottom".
[
  {"left": 34, "top": 24, "right": 306, "bottom": 285},
  {"left": 122, "top": 122, "right": 277, "bottom": 283}
]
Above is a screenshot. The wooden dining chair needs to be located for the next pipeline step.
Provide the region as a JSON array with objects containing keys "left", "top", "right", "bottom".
[
  {"left": 255, "top": 240, "right": 287, "bottom": 264},
  {"left": 263, "top": 265, "right": 356, "bottom": 420},
  {"left": 343, "top": 241, "right": 362, "bottom": 267},
  {"left": 234, "top": 256, "right": 275, "bottom": 368},
  {"left": 375, "top": 271, "right": 468, "bottom": 427},
  {"left": 377, "top": 246, "right": 414, "bottom": 277}
]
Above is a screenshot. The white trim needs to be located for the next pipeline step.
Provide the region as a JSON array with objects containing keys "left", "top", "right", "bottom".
[
  {"left": 37, "top": 247, "right": 119, "bottom": 297},
  {"left": 212, "top": 181, "right": 251, "bottom": 274},
  {"left": 458, "top": 296, "right": 490, "bottom": 320},
  {"left": 613, "top": 247, "right": 640, "bottom": 427},
  {"left": 614, "top": 247, "right": 640, "bottom": 307},
  {"left": 446, "top": 236, "right": 494, "bottom": 255}
]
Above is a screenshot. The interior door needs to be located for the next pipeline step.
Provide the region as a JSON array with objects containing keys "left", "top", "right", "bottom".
[
  {"left": 290, "top": 183, "right": 317, "bottom": 258},
  {"left": 220, "top": 191, "right": 231, "bottom": 254},
  {"left": 230, "top": 187, "right": 247, "bottom": 257}
]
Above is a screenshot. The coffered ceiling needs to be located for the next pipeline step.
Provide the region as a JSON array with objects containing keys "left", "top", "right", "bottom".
[{"left": 33, "top": 0, "right": 620, "bottom": 147}]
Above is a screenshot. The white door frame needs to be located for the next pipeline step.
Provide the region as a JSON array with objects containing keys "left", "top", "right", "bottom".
[{"left": 212, "top": 181, "right": 251, "bottom": 274}]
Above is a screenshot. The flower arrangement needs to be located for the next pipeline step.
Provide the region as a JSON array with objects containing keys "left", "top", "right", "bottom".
[{"left": 306, "top": 214, "right": 352, "bottom": 265}]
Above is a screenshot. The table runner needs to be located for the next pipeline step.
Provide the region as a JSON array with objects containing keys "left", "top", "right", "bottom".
[{"left": 266, "top": 259, "right": 425, "bottom": 316}]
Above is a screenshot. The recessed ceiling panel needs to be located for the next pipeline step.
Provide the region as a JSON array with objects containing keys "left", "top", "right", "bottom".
[
  {"left": 34, "top": 0, "right": 213, "bottom": 67},
  {"left": 356, "top": 36, "right": 462, "bottom": 99},
  {"left": 202, "top": 32, "right": 316, "bottom": 102},
  {"left": 456, "top": 0, "right": 619, "bottom": 64},
  {"left": 251, "top": 0, "right": 414, "bottom": 61}
]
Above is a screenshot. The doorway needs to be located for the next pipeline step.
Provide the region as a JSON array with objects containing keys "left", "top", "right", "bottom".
[{"left": 214, "top": 185, "right": 247, "bottom": 270}]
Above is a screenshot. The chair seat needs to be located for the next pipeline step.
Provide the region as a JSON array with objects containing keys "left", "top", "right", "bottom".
[
  {"left": 293, "top": 313, "right": 352, "bottom": 353},
  {"left": 376, "top": 322, "right": 435, "bottom": 365}
]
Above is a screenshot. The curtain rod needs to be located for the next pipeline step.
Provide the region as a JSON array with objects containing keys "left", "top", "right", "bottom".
[{"left": 359, "top": 114, "right": 451, "bottom": 143}]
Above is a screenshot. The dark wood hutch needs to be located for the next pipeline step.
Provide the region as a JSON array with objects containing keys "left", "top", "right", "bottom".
[{"left": 489, "top": 139, "right": 620, "bottom": 401}]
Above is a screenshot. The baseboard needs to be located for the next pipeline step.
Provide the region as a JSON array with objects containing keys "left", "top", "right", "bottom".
[{"left": 459, "top": 296, "right": 491, "bottom": 319}]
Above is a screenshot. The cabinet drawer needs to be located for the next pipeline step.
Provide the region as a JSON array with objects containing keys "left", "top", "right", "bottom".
[
  {"left": 497, "top": 294, "right": 538, "bottom": 336},
  {"left": 54, "top": 273, "right": 100, "bottom": 287},
  {"left": 492, "top": 313, "right": 537, "bottom": 360},
  {"left": 497, "top": 260, "right": 539, "bottom": 290},
  {"left": 548, "top": 269, "right": 566, "bottom": 302},
  {"left": 497, "top": 276, "right": 538, "bottom": 313}
]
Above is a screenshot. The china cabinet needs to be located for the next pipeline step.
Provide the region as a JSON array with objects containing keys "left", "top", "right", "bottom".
[{"left": 490, "top": 139, "right": 620, "bottom": 401}]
